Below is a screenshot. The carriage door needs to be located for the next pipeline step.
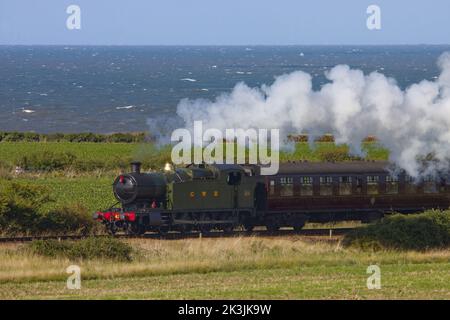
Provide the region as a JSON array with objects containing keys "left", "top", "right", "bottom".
[{"left": 227, "top": 171, "right": 242, "bottom": 208}]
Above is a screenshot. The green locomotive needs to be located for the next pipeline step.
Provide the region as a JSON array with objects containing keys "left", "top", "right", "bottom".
[{"left": 94, "top": 162, "right": 271, "bottom": 235}]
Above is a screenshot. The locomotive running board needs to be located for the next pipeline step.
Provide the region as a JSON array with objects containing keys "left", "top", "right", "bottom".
[{"left": 172, "top": 219, "right": 236, "bottom": 225}]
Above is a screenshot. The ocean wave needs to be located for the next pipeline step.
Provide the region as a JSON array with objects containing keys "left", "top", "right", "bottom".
[
  {"left": 180, "top": 78, "right": 197, "bottom": 82},
  {"left": 116, "top": 105, "right": 135, "bottom": 110}
]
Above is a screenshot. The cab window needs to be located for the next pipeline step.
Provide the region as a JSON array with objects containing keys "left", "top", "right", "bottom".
[{"left": 227, "top": 172, "right": 241, "bottom": 185}]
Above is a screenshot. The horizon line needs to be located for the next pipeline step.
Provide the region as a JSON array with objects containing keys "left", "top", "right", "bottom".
[{"left": 1, "top": 43, "right": 450, "bottom": 47}]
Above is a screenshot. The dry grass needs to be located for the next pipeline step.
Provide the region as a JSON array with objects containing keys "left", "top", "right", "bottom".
[{"left": 0, "top": 237, "right": 449, "bottom": 299}]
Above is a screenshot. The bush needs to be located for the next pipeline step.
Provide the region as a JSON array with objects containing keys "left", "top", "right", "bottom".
[
  {"left": 0, "top": 180, "right": 52, "bottom": 234},
  {"left": 0, "top": 131, "right": 146, "bottom": 143},
  {"left": 28, "top": 237, "right": 133, "bottom": 261},
  {"left": 0, "top": 160, "right": 12, "bottom": 179},
  {"left": 315, "top": 134, "right": 335, "bottom": 142},
  {"left": 343, "top": 210, "right": 450, "bottom": 250},
  {"left": 27, "top": 239, "right": 71, "bottom": 257},
  {"left": 0, "top": 180, "right": 95, "bottom": 235},
  {"left": 39, "top": 204, "right": 95, "bottom": 235},
  {"left": 17, "top": 151, "right": 76, "bottom": 171},
  {"left": 316, "top": 147, "right": 350, "bottom": 162}
]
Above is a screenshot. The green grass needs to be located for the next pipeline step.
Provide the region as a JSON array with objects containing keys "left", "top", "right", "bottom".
[
  {"left": 0, "top": 141, "right": 389, "bottom": 169},
  {"left": 13, "top": 176, "right": 116, "bottom": 212},
  {"left": 280, "top": 142, "right": 389, "bottom": 162},
  {"left": 0, "top": 237, "right": 449, "bottom": 299},
  {"left": 0, "top": 142, "right": 139, "bottom": 167}
]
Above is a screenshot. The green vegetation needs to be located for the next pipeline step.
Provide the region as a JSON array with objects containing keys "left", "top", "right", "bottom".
[
  {"left": 0, "top": 131, "right": 146, "bottom": 143},
  {"left": 13, "top": 176, "right": 115, "bottom": 213},
  {"left": 27, "top": 237, "right": 133, "bottom": 262},
  {"left": 0, "top": 237, "right": 449, "bottom": 299},
  {"left": 0, "top": 141, "right": 389, "bottom": 173},
  {"left": 0, "top": 179, "right": 98, "bottom": 235},
  {"left": 344, "top": 210, "right": 450, "bottom": 250}
]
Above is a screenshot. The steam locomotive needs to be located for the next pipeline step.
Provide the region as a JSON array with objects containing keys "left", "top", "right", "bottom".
[{"left": 93, "top": 161, "right": 450, "bottom": 235}]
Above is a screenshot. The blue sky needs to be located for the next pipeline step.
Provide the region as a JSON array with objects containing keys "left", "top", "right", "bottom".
[{"left": 1, "top": 0, "right": 449, "bottom": 45}]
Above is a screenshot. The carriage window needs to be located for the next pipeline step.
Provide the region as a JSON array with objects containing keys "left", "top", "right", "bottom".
[
  {"left": 339, "top": 176, "right": 352, "bottom": 195},
  {"left": 300, "top": 176, "right": 313, "bottom": 196},
  {"left": 367, "top": 176, "right": 379, "bottom": 195},
  {"left": 423, "top": 176, "right": 438, "bottom": 194},
  {"left": 269, "top": 180, "right": 275, "bottom": 195},
  {"left": 442, "top": 178, "right": 450, "bottom": 193},
  {"left": 386, "top": 175, "right": 399, "bottom": 194},
  {"left": 405, "top": 175, "right": 417, "bottom": 194},
  {"left": 319, "top": 176, "right": 333, "bottom": 196},
  {"left": 280, "top": 177, "right": 294, "bottom": 197},
  {"left": 355, "top": 177, "right": 363, "bottom": 194}
]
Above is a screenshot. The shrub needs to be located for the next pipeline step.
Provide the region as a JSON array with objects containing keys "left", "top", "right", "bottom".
[
  {"left": 17, "top": 151, "right": 76, "bottom": 171},
  {"left": 27, "top": 239, "right": 71, "bottom": 257},
  {"left": 0, "top": 160, "right": 12, "bottom": 179},
  {"left": 343, "top": 210, "right": 450, "bottom": 250},
  {"left": 315, "top": 134, "right": 335, "bottom": 142},
  {"left": 0, "top": 180, "right": 52, "bottom": 234},
  {"left": 39, "top": 204, "right": 95, "bottom": 235},
  {"left": 287, "top": 134, "right": 308, "bottom": 142},
  {"left": 0, "top": 131, "right": 147, "bottom": 143},
  {"left": 70, "top": 237, "right": 133, "bottom": 261},
  {"left": 2, "top": 131, "right": 25, "bottom": 142},
  {"left": 27, "top": 237, "right": 133, "bottom": 261},
  {"left": 316, "top": 147, "right": 350, "bottom": 162},
  {"left": 0, "top": 181, "right": 95, "bottom": 235}
]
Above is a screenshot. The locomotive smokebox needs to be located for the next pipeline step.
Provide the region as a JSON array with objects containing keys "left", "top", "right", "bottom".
[{"left": 131, "top": 161, "right": 141, "bottom": 174}]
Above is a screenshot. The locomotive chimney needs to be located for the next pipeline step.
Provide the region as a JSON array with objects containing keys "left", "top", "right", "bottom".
[{"left": 131, "top": 161, "right": 141, "bottom": 174}]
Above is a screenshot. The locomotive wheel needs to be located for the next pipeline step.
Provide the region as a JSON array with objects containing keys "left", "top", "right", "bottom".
[
  {"left": 198, "top": 213, "right": 213, "bottom": 234},
  {"left": 107, "top": 223, "right": 117, "bottom": 236},
  {"left": 266, "top": 223, "right": 279, "bottom": 232},
  {"left": 157, "top": 226, "right": 170, "bottom": 236},
  {"left": 199, "top": 224, "right": 212, "bottom": 234},
  {"left": 292, "top": 221, "right": 306, "bottom": 232},
  {"left": 126, "top": 223, "right": 145, "bottom": 236},
  {"left": 221, "top": 224, "right": 234, "bottom": 233},
  {"left": 243, "top": 223, "right": 254, "bottom": 232}
]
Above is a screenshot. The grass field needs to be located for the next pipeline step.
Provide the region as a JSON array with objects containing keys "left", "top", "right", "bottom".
[
  {"left": 0, "top": 237, "right": 449, "bottom": 299},
  {"left": 0, "top": 141, "right": 389, "bottom": 169},
  {"left": 12, "top": 175, "right": 117, "bottom": 213},
  {"left": 0, "top": 142, "right": 138, "bottom": 164}
]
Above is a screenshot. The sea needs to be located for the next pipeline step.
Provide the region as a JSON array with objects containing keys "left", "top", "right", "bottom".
[{"left": 1, "top": 45, "right": 449, "bottom": 133}]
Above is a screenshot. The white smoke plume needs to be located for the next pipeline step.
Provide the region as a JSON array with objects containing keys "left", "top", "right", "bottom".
[{"left": 175, "top": 53, "right": 450, "bottom": 177}]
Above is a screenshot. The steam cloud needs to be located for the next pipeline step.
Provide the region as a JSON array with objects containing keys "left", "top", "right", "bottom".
[{"left": 148, "top": 53, "right": 450, "bottom": 177}]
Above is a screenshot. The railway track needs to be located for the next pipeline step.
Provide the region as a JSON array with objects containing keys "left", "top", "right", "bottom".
[{"left": 0, "top": 227, "right": 354, "bottom": 243}]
